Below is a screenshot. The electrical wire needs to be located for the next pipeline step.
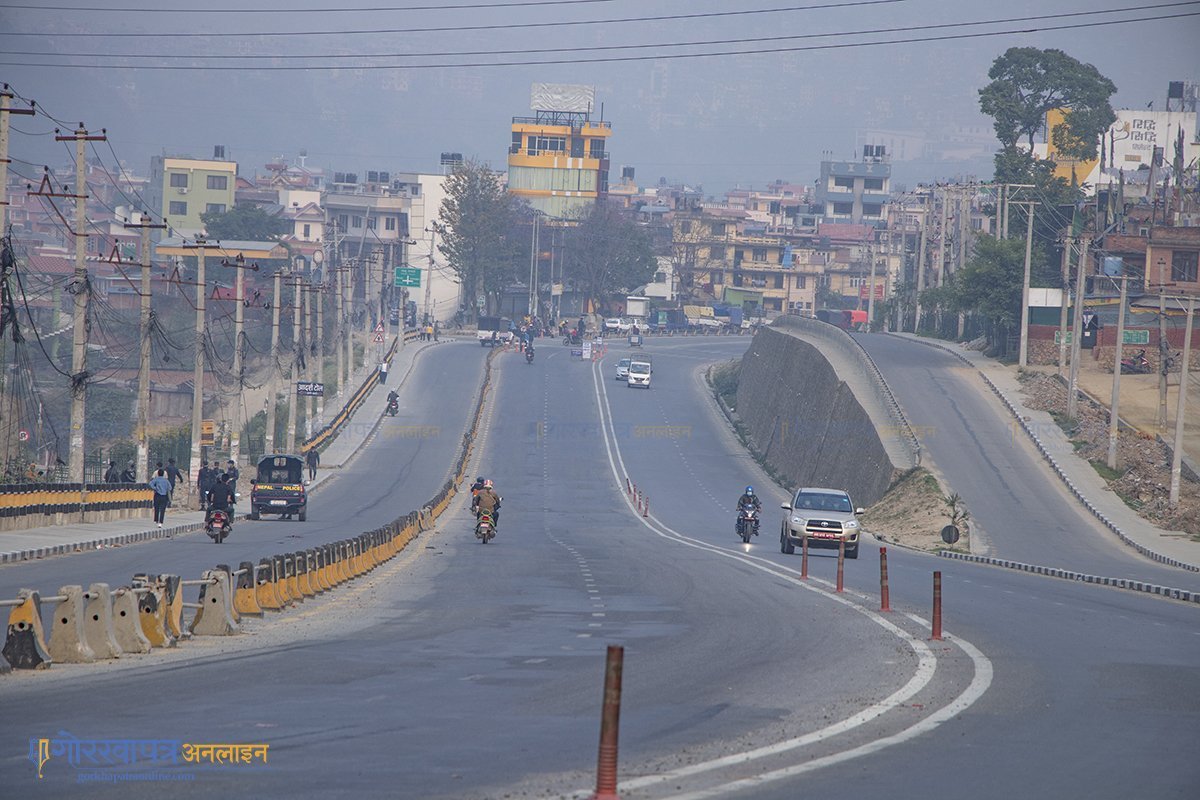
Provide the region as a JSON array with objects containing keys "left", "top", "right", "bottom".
[
  {"left": 3, "top": 11, "right": 1192, "bottom": 70},
  {"left": 16, "top": 2, "right": 1194, "bottom": 61},
  {"left": 0, "top": 0, "right": 621, "bottom": 12},
  {"left": 0, "top": 0, "right": 909, "bottom": 38}
]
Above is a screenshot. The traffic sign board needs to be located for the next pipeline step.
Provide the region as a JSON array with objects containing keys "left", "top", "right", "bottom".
[
  {"left": 373, "top": 322, "right": 385, "bottom": 333},
  {"left": 394, "top": 267, "right": 421, "bottom": 288}
]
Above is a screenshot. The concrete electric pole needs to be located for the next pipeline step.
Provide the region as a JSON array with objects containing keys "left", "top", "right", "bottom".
[
  {"left": 222, "top": 253, "right": 258, "bottom": 467},
  {"left": 183, "top": 236, "right": 211, "bottom": 505},
  {"left": 1169, "top": 296, "right": 1195, "bottom": 506},
  {"left": 264, "top": 269, "right": 283, "bottom": 455},
  {"left": 1066, "top": 237, "right": 1090, "bottom": 422},
  {"left": 1107, "top": 276, "right": 1128, "bottom": 471},
  {"left": 124, "top": 213, "right": 165, "bottom": 481},
  {"left": 1016, "top": 200, "right": 1038, "bottom": 367}
]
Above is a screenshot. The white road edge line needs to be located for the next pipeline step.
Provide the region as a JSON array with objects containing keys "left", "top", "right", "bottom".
[{"left": 576, "top": 352, "right": 993, "bottom": 797}]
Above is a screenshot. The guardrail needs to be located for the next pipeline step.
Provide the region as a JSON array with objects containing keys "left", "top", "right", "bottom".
[
  {"left": 1, "top": 347, "right": 500, "bottom": 672},
  {"left": 0, "top": 483, "right": 152, "bottom": 531},
  {"left": 301, "top": 334, "right": 404, "bottom": 454}
]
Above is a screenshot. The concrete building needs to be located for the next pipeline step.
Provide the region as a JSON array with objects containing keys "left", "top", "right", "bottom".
[
  {"left": 813, "top": 146, "right": 892, "bottom": 226},
  {"left": 507, "top": 83, "right": 612, "bottom": 219},
  {"left": 146, "top": 150, "right": 237, "bottom": 241}
]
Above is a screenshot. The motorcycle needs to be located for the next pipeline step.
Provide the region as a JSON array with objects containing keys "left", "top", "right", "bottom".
[
  {"left": 736, "top": 503, "right": 760, "bottom": 543},
  {"left": 1120, "top": 348, "right": 1152, "bottom": 375},
  {"left": 386, "top": 397, "right": 399, "bottom": 416},
  {"left": 525, "top": 347, "right": 535, "bottom": 364},
  {"left": 563, "top": 333, "right": 582, "bottom": 346},
  {"left": 206, "top": 509, "right": 231, "bottom": 544},
  {"left": 475, "top": 512, "right": 496, "bottom": 544}
]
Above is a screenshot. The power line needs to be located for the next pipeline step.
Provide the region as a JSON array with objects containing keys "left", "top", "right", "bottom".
[
  {"left": 0, "top": 0, "right": 620, "bottom": 12},
  {"left": 0, "top": 0, "right": 910, "bottom": 38},
  {"left": 9, "top": 2, "right": 1191, "bottom": 61},
  {"left": 1, "top": 11, "right": 1192, "bottom": 70}
]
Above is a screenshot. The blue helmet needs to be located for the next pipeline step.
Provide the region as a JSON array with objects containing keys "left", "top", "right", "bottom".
[{"left": 745, "top": 486, "right": 754, "bottom": 495}]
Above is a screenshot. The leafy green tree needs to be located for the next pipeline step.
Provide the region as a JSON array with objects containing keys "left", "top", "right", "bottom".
[
  {"left": 953, "top": 235, "right": 1028, "bottom": 350},
  {"left": 201, "top": 203, "right": 290, "bottom": 241},
  {"left": 562, "top": 204, "right": 655, "bottom": 313},
  {"left": 979, "top": 47, "right": 1116, "bottom": 154},
  {"left": 437, "top": 160, "right": 517, "bottom": 318}
]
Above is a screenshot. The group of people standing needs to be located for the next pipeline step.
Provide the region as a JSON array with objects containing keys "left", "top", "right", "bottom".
[{"left": 418, "top": 321, "right": 440, "bottom": 341}]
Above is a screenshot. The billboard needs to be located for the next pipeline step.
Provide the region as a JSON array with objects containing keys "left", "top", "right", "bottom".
[{"left": 531, "top": 83, "right": 595, "bottom": 114}]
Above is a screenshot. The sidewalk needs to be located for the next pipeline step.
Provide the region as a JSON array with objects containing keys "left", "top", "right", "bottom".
[
  {"left": 890, "top": 332, "right": 1200, "bottom": 573},
  {"left": 0, "top": 338, "right": 441, "bottom": 565}
]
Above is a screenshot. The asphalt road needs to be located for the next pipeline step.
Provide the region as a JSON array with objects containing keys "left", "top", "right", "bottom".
[
  {"left": 0, "top": 340, "right": 488, "bottom": 617},
  {"left": 2, "top": 334, "right": 1197, "bottom": 799},
  {"left": 851, "top": 332, "right": 1200, "bottom": 593}
]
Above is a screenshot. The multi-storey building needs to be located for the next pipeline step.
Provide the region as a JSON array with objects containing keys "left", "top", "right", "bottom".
[
  {"left": 813, "top": 147, "right": 891, "bottom": 226},
  {"left": 146, "top": 150, "right": 237, "bottom": 241},
  {"left": 507, "top": 83, "right": 612, "bottom": 219}
]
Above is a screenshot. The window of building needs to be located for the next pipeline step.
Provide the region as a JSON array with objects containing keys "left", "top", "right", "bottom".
[
  {"left": 850, "top": 277, "right": 867, "bottom": 288},
  {"left": 752, "top": 248, "right": 767, "bottom": 262},
  {"left": 385, "top": 216, "right": 397, "bottom": 231},
  {"left": 571, "top": 137, "right": 585, "bottom": 158},
  {"left": 367, "top": 217, "right": 377, "bottom": 230},
  {"left": 863, "top": 177, "right": 885, "bottom": 191},
  {"left": 206, "top": 175, "right": 228, "bottom": 191},
  {"left": 833, "top": 176, "right": 855, "bottom": 189},
  {"left": 795, "top": 275, "right": 807, "bottom": 289},
  {"left": 680, "top": 220, "right": 692, "bottom": 235},
  {"left": 169, "top": 173, "right": 188, "bottom": 188},
  {"left": 1173, "top": 250, "right": 1199, "bottom": 283},
  {"left": 774, "top": 274, "right": 784, "bottom": 289},
  {"left": 711, "top": 223, "right": 727, "bottom": 236},
  {"left": 511, "top": 132, "right": 522, "bottom": 154},
  {"left": 302, "top": 223, "right": 311, "bottom": 239},
  {"left": 589, "top": 138, "right": 605, "bottom": 159},
  {"left": 351, "top": 215, "right": 363, "bottom": 228},
  {"left": 833, "top": 202, "right": 854, "bottom": 216},
  {"left": 710, "top": 270, "right": 723, "bottom": 284},
  {"left": 654, "top": 272, "right": 665, "bottom": 283},
  {"left": 168, "top": 201, "right": 187, "bottom": 215},
  {"left": 337, "top": 214, "right": 349, "bottom": 231},
  {"left": 733, "top": 249, "right": 744, "bottom": 266},
  {"left": 862, "top": 204, "right": 883, "bottom": 218},
  {"left": 205, "top": 203, "right": 225, "bottom": 215},
  {"left": 527, "top": 135, "right": 566, "bottom": 157}
]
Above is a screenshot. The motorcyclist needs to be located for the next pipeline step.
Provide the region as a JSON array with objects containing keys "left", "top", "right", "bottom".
[
  {"left": 206, "top": 473, "right": 235, "bottom": 529},
  {"left": 386, "top": 388, "right": 399, "bottom": 414},
  {"left": 474, "top": 479, "right": 501, "bottom": 529},
  {"left": 470, "top": 475, "right": 486, "bottom": 497},
  {"left": 736, "top": 485, "right": 761, "bottom": 535}
]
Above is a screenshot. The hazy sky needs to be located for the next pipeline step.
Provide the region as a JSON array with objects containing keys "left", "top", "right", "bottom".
[{"left": 2, "top": 0, "right": 1197, "bottom": 194}]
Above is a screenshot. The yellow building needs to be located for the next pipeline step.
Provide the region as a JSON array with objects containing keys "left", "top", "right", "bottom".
[{"left": 507, "top": 84, "right": 611, "bottom": 219}]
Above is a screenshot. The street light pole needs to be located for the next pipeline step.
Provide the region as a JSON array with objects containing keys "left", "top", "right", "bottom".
[
  {"left": 1107, "top": 276, "right": 1128, "bottom": 470},
  {"left": 1168, "top": 296, "right": 1195, "bottom": 506}
]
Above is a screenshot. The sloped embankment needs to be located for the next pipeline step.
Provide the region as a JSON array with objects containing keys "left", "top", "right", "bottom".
[{"left": 732, "top": 324, "right": 907, "bottom": 506}]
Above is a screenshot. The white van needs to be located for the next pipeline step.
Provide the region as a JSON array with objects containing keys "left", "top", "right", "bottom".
[{"left": 627, "top": 355, "right": 652, "bottom": 389}]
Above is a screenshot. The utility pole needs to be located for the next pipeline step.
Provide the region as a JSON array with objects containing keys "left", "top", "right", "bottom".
[
  {"left": 1057, "top": 237, "right": 1073, "bottom": 377},
  {"left": 333, "top": 266, "right": 346, "bottom": 398},
  {"left": 1158, "top": 290, "right": 1170, "bottom": 432},
  {"left": 56, "top": 124, "right": 106, "bottom": 484},
  {"left": 183, "top": 236, "right": 211, "bottom": 505},
  {"left": 935, "top": 185, "right": 948, "bottom": 289},
  {"left": 527, "top": 215, "right": 539, "bottom": 316},
  {"left": 1107, "top": 276, "right": 1128, "bottom": 471},
  {"left": 303, "top": 282, "right": 314, "bottom": 440},
  {"left": 315, "top": 284, "right": 325, "bottom": 426},
  {"left": 1016, "top": 200, "right": 1038, "bottom": 367},
  {"left": 426, "top": 223, "right": 439, "bottom": 326},
  {"left": 344, "top": 262, "right": 354, "bottom": 385},
  {"left": 1001, "top": 183, "right": 1011, "bottom": 239},
  {"left": 1, "top": 86, "right": 36, "bottom": 235},
  {"left": 286, "top": 275, "right": 303, "bottom": 452},
  {"left": 914, "top": 192, "right": 929, "bottom": 332},
  {"left": 222, "top": 253, "right": 258, "bottom": 466},
  {"left": 1066, "top": 237, "right": 1090, "bottom": 421},
  {"left": 1168, "top": 296, "right": 1195, "bottom": 506},
  {"left": 264, "top": 268, "right": 283, "bottom": 455},
  {"left": 866, "top": 243, "right": 878, "bottom": 331},
  {"left": 124, "top": 213, "right": 165, "bottom": 481}
]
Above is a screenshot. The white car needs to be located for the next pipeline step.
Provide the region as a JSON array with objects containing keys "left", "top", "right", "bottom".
[
  {"left": 615, "top": 357, "right": 631, "bottom": 381},
  {"left": 604, "top": 317, "right": 632, "bottom": 334}
]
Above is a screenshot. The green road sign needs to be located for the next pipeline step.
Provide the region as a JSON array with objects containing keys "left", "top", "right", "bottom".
[
  {"left": 394, "top": 267, "right": 421, "bottom": 288},
  {"left": 1053, "top": 331, "right": 1074, "bottom": 345},
  {"left": 1122, "top": 329, "right": 1150, "bottom": 345}
]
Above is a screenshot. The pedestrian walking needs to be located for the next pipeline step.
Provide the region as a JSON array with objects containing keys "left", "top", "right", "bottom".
[
  {"left": 305, "top": 448, "right": 320, "bottom": 481},
  {"left": 120, "top": 461, "right": 137, "bottom": 483},
  {"left": 197, "top": 460, "right": 214, "bottom": 510},
  {"left": 104, "top": 460, "right": 120, "bottom": 483},
  {"left": 225, "top": 459, "right": 240, "bottom": 504},
  {"left": 165, "top": 457, "right": 184, "bottom": 497},
  {"left": 149, "top": 469, "right": 172, "bottom": 527},
  {"left": 425, "top": 323, "right": 434, "bottom": 341},
  {"left": 379, "top": 360, "right": 389, "bottom": 384}
]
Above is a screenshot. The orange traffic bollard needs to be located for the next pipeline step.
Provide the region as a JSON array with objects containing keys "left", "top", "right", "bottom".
[
  {"left": 801, "top": 534, "right": 809, "bottom": 579},
  {"left": 642, "top": 498, "right": 649, "bottom": 518},
  {"left": 591, "top": 644, "right": 624, "bottom": 800},
  {"left": 931, "top": 571, "right": 943, "bottom": 641},
  {"left": 836, "top": 537, "right": 845, "bottom": 593},
  {"left": 879, "top": 547, "right": 892, "bottom": 612}
]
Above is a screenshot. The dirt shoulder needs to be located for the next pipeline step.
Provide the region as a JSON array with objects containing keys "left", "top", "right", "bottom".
[{"left": 863, "top": 467, "right": 969, "bottom": 553}]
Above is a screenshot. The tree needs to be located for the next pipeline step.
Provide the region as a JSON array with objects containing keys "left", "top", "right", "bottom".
[
  {"left": 979, "top": 47, "right": 1116, "bottom": 154},
  {"left": 437, "top": 160, "right": 517, "bottom": 319},
  {"left": 953, "top": 234, "right": 1028, "bottom": 351},
  {"left": 563, "top": 203, "right": 655, "bottom": 313},
  {"left": 201, "top": 203, "right": 290, "bottom": 241}
]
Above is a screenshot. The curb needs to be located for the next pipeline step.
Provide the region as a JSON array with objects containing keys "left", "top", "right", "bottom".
[
  {"left": 937, "top": 550, "right": 1199, "bottom": 604},
  {"left": 888, "top": 333, "right": 1200, "bottom": 574}
]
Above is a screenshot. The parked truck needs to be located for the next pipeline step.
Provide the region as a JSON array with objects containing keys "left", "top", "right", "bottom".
[{"left": 477, "top": 316, "right": 514, "bottom": 347}]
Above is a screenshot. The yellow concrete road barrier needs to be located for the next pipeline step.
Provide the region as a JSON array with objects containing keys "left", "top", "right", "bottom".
[
  {"left": 190, "top": 571, "right": 239, "bottom": 636},
  {"left": 160, "top": 574, "right": 186, "bottom": 638},
  {"left": 272, "top": 555, "right": 294, "bottom": 605},
  {"left": 284, "top": 554, "right": 303, "bottom": 602},
  {"left": 234, "top": 562, "right": 264, "bottom": 617},
  {"left": 313, "top": 548, "right": 332, "bottom": 592},
  {"left": 48, "top": 585, "right": 97, "bottom": 664},
  {"left": 3, "top": 590, "right": 53, "bottom": 669},
  {"left": 213, "top": 565, "right": 240, "bottom": 623},
  {"left": 110, "top": 588, "right": 151, "bottom": 654},
  {"left": 295, "top": 552, "right": 315, "bottom": 598},
  {"left": 83, "top": 584, "right": 123, "bottom": 660},
  {"left": 255, "top": 558, "right": 284, "bottom": 611},
  {"left": 136, "top": 582, "right": 176, "bottom": 649}
]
